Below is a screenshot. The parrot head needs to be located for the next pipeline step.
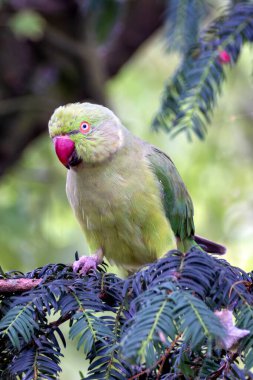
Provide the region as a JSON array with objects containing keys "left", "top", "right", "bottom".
[{"left": 48, "top": 102, "right": 124, "bottom": 169}]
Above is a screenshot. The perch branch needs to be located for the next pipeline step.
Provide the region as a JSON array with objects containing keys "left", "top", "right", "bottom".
[{"left": 0, "top": 278, "right": 42, "bottom": 293}]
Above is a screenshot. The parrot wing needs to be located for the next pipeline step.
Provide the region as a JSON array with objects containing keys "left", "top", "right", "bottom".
[{"left": 147, "top": 146, "right": 195, "bottom": 241}]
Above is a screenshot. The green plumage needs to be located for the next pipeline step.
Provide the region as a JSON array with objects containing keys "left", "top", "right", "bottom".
[
  {"left": 148, "top": 148, "right": 194, "bottom": 240},
  {"left": 48, "top": 102, "right": 224, "bottom": 271}
]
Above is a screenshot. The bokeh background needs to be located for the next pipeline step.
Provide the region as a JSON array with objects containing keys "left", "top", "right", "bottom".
[{"left": 1, "top": 0, "right": 253, "bottom": 378}]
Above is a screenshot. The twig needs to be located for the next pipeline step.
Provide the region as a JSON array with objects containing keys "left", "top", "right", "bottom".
[
  {"left": 209, "top": 353, "right": 239, "bottom": 379},
  {"left": 228, "top": 280, "right": 251, "bottom": 299},
  {"left": 0, "top": 278, "right": 42, "bottom": 293},
  {"left": 0, "top": 95, "right": 58, "bottom": 116},
  {"left": 49, "top": 312, "right": 72, "bottom": 329},
  {"left": 128, "top": 334, "right": 182, "bottom": 380}
]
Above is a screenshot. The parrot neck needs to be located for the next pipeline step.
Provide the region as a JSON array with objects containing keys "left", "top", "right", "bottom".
[
  {"left": 71, "top": 125, "right": 135, "bottom": 171},
  {"left": 66, "top": 130, "right": 145, "bottom": 206}
]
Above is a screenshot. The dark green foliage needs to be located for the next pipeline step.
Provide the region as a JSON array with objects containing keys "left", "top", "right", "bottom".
[
  {"left": 154, "top": 2, "right": 253, "bottom": 139},
  {"left": 0, "top": 303, "right": 39, "bottom": 349},
  {"left": 10, "top": 333, "right": 63, "bottom": 380},
  {"left": 82, "top": 0, "right": 121, "bottom": 42},
  {"left": 236, "top": 304, "right": 253, "bottom": 369},
  {"left": 165, "top": 0, "right": 208, "bottom": 53},
  {"left": 0, "top": 248, "right": 252, "bottom": 379}
]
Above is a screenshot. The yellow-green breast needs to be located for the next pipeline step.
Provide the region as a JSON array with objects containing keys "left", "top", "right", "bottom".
[{"left": 66, "top": 140, "right": 173, "bottom": 270}]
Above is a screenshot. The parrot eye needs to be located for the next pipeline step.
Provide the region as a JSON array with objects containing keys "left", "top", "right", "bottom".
[{"left": 80, "top": 121, "right": 91, "bottom": 134}]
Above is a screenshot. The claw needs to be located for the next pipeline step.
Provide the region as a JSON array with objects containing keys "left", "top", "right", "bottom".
[{"left": 73, "top": 248, "right": 103, "bottom": 275}]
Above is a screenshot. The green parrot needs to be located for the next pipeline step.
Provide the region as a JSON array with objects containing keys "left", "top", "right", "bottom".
[{"left": 48, "top": 102, "right": 225, "bottom": 273}]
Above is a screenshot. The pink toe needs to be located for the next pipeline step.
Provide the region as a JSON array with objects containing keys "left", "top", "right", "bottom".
[{"left": 73, "top": 256, "right": 99, "bottom": 274}]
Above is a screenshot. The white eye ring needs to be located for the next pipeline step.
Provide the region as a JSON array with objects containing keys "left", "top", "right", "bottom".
[{"left": 80, "top": 121, "right": 91, "bottom": 134}]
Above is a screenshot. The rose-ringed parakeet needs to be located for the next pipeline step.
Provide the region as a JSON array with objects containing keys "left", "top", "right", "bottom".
[{"left": 48, "top": 102, "right": 225, "bottom": 273}]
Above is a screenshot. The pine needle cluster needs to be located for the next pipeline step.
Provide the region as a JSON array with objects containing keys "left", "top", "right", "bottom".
[
  {"left": 0, "top": 248, "right": 252, "bottom": 379},
  {"left": 153, "top": 1, "right": 253, "bottom": 139}
]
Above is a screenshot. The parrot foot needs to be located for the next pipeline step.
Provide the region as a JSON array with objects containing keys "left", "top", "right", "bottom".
[{"left": 73, "top": 248, "right": 103, "bottom": 275}]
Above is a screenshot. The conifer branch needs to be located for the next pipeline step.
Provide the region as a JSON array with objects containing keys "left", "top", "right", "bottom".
[
  {"left": 128, "top": 333, "right": 182, "bottom": 380},
  {"left": 166, "top": 0, "right": 208, "bottom": 53},
  {"left": 153, "top": 2, "right": 253, "bottom": 139},
  {"left": 0, "top": 249, "right": 252, "bottom": 379}
]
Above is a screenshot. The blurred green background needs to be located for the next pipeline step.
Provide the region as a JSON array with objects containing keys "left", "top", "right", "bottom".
[{"left": 1, "top": 1, "right": 253, "bottom": 378}]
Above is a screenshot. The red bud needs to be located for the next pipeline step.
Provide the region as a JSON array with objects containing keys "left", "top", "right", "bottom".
[{"left": 218, "top": 50, "right": 231, "bottom": 64}]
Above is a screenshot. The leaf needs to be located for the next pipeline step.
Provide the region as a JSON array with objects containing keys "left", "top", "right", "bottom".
[
  {"left": 86, "top": 344, "right": 130, "bottom": 380},
  {"left": 8, "top": 10, "right": 45, "bottom": 40},
  {"left": 69, "top": 311, "right": 114, "bottom": 355},
  {"left": 8, "top": 333, "right": 62, "bottom": 379},
  {"left": 166, "top": 0, "right": 208, "bottom": 53},
  {"left": 171, "top": 291, "right": 225, "bottom": 349},
  {"left": 120, "top": 288, "right": 177, "bottom": 366},
  {"left": 0, "top": 304, "right": 38, "bottom": 350},
  {"left": 235, "top": 304, "right": 253, "bottom": 369}
]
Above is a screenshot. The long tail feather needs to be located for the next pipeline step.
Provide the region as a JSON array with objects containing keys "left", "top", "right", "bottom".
[{"left": 194, "top": 235, "right": 226, "bottom": 255}]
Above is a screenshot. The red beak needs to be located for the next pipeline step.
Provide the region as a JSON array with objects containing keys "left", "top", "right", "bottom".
[{"left": 53, "top": 135, "right": 75, "bottom": 168}]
